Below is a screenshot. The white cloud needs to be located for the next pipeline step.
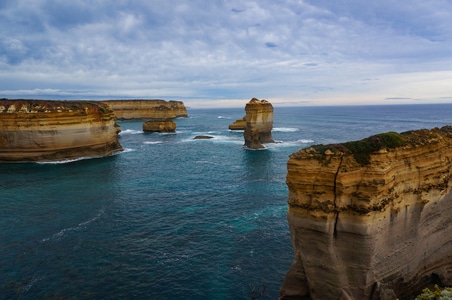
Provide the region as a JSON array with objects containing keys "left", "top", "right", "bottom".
[{"left": 0, "top": 0, "right": 452, "bottom": 107}]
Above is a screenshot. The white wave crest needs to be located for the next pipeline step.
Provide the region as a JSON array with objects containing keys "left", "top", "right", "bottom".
[
  {"left": 297, "top": 139, "right": 314, "bottom": 144},
  {"left": 41, "top": 210, "right": 104, "bottom": 242},
  {"left": 21, "top": 276, "right": 43, "bottom": 293},
  {"left": 143, "top": 141, "right": 162, "bottom": 145},
  {"left": 37, "top": 157, "right": 87, "bottom": 165},
  {"left": 273, "top": 127, "right": 299, "bottom": 132},
  {"left": 119, "top": 129, "right": 142, "bottom": 135}
]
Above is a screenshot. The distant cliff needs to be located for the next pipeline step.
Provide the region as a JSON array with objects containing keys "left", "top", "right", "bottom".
[
  {"left": 280, "top": 126, "right": 452, "bottom": 300},
  {"left": 243, "top": 98, "right": 274, "bottom": 149},
  {"left": 102, "top": 99, "right": 188, "bottom": 120},
  {"left": 0, "top": 99, "right": 122, "bottom": 163}
]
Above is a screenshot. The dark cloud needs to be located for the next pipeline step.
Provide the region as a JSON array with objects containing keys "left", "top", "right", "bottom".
[{"left": 0, "top": 0, "right": 451, "bottom": 107}]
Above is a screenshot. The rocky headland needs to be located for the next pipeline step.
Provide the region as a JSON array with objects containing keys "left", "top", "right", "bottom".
[
  {"left": 0, "top": 99, "right": 122, "bottom": 163},
  {"left": 243, "top": 98, "right": 274, "bottom": 149},
  {"left": 280, "top": 126, "right": 452, "bottom": 300},
  {"left": 102, "top": 99, "right": 188, "bottom": 120}
]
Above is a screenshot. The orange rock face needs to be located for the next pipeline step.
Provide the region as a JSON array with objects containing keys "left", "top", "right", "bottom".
[
  {"left": 228, "top": 117, "right": 246, "bottom": 130},
  {"left": 142, "top": 118, "right": 176, "bottom": 133},
  {"left": 280, "top": 126, "right": 452, "bottom": 299},
  {"left": 102, "top": 99, "right": 188, "bottom": 120},
  {"left": 0, "top": 99, "right": 122, "bottom": 163},
  {"left": 243, "top": 98, "right": 274, "bottom": 149}
]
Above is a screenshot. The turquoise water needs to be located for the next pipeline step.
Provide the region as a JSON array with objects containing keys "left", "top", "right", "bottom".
[{"left": 1, "top": 104, "right": 452, "bottom": 299}]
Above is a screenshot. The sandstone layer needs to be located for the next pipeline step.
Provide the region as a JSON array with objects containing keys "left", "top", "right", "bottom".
[
  {"left": 0, "top": 99, "right": 122, "bottom": 163},
  {"left": 243, "top": 98, "right": 274, "bottom": 149},
  {"left": 102, "top": 99, "right": 188, "bottom": 120},
  {"left": 229, "top": 117, "right": 246, "bottom": 130},
  {"left": 143, "top": 118, "right": 176, "bottom": 133},
  {"left": 280, "top": 127, "right": 452, "bottom": 300}
]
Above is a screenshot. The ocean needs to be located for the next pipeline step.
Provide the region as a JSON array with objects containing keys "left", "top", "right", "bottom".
[{"left": 1, "top": 103, "right": 451, "bottom": 299}]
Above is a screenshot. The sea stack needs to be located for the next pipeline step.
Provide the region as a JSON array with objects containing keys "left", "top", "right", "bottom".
[
  {"left": 228, "top": 117, "right": 246, "bottom": 130},
  {"left": 280, "top": 126, "right": 452, "bottom": 299},
  {"left": 243, "top": 98, "right": 274, "bottom": 149},
  {"left": 0, "top": 99, "right": 122, "bottom": 163},
  {"left": 102, "top": 99, "right": 188, "bottom": 120},
  {"left": 143, "top": 118, "right": 176, "bottom": 133}
]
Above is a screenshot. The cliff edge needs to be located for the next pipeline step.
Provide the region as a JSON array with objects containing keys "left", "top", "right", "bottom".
[
  {"left": 102, "top": 99, "right": 188, "bottom": 120},
  {"left": 0, "top": 99, "right": 122, "bottom": 163},
  {"left": 280, "top": 126, "right": 452, "bottom": 300}
]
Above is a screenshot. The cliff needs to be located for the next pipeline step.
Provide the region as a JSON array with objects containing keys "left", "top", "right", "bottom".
[
  {"left": 280, "top": 126, "right": 452, "bottom": 300},
  {"left": 243, "top": 98, "right": 274, "bottom": 149},
  {"left": 102, "top": 99, "right": 188, "bottom": 120},
  {"left": 0, "top": 99, "right": 122, "bottom": 163}
]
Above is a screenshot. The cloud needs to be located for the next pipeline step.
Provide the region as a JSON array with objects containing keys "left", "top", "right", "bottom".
[{"left": 0, "top": 0, "right": 452, "bottom": 107}]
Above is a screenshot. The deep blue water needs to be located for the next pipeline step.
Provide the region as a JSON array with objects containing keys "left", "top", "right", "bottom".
[{"left": 1, "top": 104, "right": 452, "bottom": 299}]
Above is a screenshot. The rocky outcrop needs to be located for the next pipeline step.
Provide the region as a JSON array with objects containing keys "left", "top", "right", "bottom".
[
  {"left": 229, "top": 117, "right": 246, "bottom": 130},
  {"left": 243, "top": 98, "right": 274, "bottom": 149},
  {"left": 143, "top": 118, "right": 176, "bottom": 133},
  {"left": 0, "top": 99, "right": 122, "bottom": 163},
  {"left": 193, "top": 135, "right": 213, "bottom": 140},
  {"left": 102, "top": 99, "right": 188, "bottom": 120},
  {"left": 280, "top": 126, "right": 452, "bottom": 300}
]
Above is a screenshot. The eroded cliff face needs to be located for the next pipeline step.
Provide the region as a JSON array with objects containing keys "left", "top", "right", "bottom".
[
  {"left": 0, "top": 99, "right": 122, "bottom": 163},
  {"left": 228, "top": 117, "right": 246, "bottom": 130},
  {"left": 102, "top": 99, "right": 188, "bottom": 120},
  {"left": 142, "top": 118, "right": 176, "bottom": 133},
  {"left": 243, "top": 98, "right": 274, "bottom": 149},
  {"left": 280, "top": 126, "right": 452, "bottom": 300}
]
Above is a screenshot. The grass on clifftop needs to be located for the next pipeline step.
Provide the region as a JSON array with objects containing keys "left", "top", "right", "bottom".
[{"left": 312, "top": 131, "right": 406, "bottom": 166}]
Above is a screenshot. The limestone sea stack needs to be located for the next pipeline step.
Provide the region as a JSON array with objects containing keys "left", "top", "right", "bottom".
[
  {"left": 102, "top": 99, "right": 188, "bottom": 120},
  {"left": 143, "top": 118, "right": 176, "bottom": 133},
  {"left": 228, "top": 117, "right": 246, "bottom": 130},
  {"left": 0, "top": 99, "right": 122, "bottom": 163},
  {"left": 243, "top": 98, "right": 274, "bottom": 149},
  {"left": 280, "top": 126, "right": 452, "bottom": 300}
]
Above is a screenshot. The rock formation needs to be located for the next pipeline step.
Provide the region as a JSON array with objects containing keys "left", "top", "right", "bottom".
[
  {"left": 102, "top": 99, "right": 188, "bottom": 120},
  {"left": 0, "top": 99, "right": 122, "bottom": 163},
  {"left": 280, "top": 126, "right": 452, "bottom": 300},
  {"left": 143, "top": 118, "right": 176, "bottom": 133},
  {"left": 193, "top": 135, "right": 213, "bottom": 140},
  {"left": 229, "top": 117, "right": 246, "bottom": 130},
  {"left": 243, "top": 98, "right": 274, "bottom": 149}
]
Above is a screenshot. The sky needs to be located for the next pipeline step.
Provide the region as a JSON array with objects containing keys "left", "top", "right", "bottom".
[{"left": 1, "top": 0, "right": 452, "bottom": 108}]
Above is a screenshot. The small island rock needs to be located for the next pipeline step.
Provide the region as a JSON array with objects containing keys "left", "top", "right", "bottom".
[
  {"left": 243, "top": 98, "right": 274, "bottom": 149},
  {"left": 228, "top": 117, "right": 246, "bottom": 130},
  {"left": 143, "top": 118, "right": 176, "bottom": 133}
]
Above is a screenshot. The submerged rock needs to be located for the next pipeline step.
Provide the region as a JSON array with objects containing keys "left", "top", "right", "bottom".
[
  {"left": 193, "top": 135, "right": 214, "bottom": 139},
  {"left": 0, "top": 99, "right": 122, "bottom": 163},
  {"left": 280, "top": 126, "right": 452, "bottom": 299},
  {"left": 243, "top": 98, "right": 274, "bottom": 149}
]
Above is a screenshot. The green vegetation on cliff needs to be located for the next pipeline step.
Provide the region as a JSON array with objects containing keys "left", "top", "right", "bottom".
[{"left": 308, "top": 126, "right": 452, "bottom": 166}]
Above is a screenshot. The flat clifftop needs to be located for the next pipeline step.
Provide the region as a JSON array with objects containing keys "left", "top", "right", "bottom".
[
  {"left": 0, "top": 99, "right": 112, "bottom": 115},
  {"left": 101, "top": 99, "right": 188, "bottom": 119},
  {"left": 0, "top": 99, "right": 122, "bottom": 163},
  {"left": 281, "top": 126, "right": 452, "bottom": 300}
]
